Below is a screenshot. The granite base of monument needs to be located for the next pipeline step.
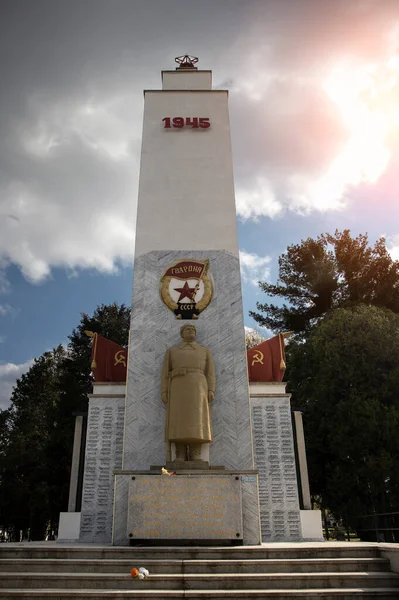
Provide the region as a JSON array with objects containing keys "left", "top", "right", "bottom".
[
  {"left": 113, "top": 470, "right": 261, "bottom": 546},
  {"left": 165, "top": 461, "right": 211, "bottom": 470},
  {"left": 128, "top": 474, "right": 242, "bottom": 542}
]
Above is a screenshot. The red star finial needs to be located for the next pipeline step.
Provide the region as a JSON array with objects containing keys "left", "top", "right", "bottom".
[
  {"left": 174, "top": 281, "right": 197, "bottom": 302},
  {"left": 175, "top": 55, "right": 199, "bottom": 69}
]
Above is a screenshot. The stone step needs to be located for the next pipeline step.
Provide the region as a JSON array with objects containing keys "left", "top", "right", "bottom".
[
  {"left": 0, "top": 545, "right": 382, "bottom": 561},
  {"left": 0, "top": 557, "right": 390, "bottom": 574},
  {"left": 0, "top": 572, "right": 398, "bottom": 590},
  {"left": 0, "top": 588, "right": 398, "bottom": 599}
]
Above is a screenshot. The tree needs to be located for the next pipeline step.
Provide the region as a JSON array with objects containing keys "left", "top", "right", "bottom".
[
  {"left": 251, "top": 230, "right": 399, "bottom": 335},
  {"left": 59, "top": 302, "right": 131, "bottom": 414},
  {"left": 47, "top": 302, "right": 131, "bottom": 535},
  {"left": 0, "top": 303, "right": 131, "bottom": 540},
  {"left": 286, "top": 304, "right": 399, "bottom": 531},
  {"left": 0, "top": 347, "right": 66, "bottom": 540}
]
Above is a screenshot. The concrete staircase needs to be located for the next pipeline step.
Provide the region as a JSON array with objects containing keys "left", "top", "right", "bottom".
[{"left": 0, "top": 543, "right": 398, "bottom": 599}]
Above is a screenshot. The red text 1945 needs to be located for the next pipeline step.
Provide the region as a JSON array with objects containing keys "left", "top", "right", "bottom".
[{"left": 162, "top": 117, "right": 210, "bottom": 129}]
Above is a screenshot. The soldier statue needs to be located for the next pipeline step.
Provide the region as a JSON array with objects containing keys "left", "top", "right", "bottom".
[{"left": 161, "top": 324, "right": 215, "bottom": 462}]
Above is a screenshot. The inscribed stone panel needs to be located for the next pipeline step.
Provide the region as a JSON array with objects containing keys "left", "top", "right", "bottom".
[
  {"left": 127, "top": 474, "right": 242, "bottom": 540},
  {"left": 79, "top": 397, "right": 125, "bottom": 543},
  {"left": 251, "top": 396, "right": 302, "bottom": 541}
]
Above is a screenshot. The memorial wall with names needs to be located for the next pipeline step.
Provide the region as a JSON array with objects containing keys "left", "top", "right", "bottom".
[
  {"left": 251, "top": 396, "right": 302, "bottom": 541},
  {"left": 79, "top": 397, "right": 125, "bottom": 543}
]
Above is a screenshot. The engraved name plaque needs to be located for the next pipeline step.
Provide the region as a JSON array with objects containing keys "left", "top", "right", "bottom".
[
  {"left": 251, "top": 397, "right": 301, "bottom": 541},
  {"left": 80, "top": 397, "right": 125, "bottom": 543},
  {"left": 127, "top": 474, "right": 243, "bottom": 541}
]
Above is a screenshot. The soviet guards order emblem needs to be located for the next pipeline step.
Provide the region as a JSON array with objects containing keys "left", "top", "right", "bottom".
[{"left": 160, "top": 259, "right": 213, "bottom": 319}]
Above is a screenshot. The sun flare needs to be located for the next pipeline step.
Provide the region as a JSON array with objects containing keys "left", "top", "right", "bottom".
[{"left": 318, "top": 54, "right": 399, "bottom": 202}]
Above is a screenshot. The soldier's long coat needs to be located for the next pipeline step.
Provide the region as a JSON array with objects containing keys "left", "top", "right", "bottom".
[{"left": 161, "top": 341, "right": 216, "bottom": 443}]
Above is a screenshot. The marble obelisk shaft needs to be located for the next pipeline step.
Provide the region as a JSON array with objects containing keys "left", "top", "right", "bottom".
[{"left": 123, "top": 68, "right": 255, "bottom": 472}]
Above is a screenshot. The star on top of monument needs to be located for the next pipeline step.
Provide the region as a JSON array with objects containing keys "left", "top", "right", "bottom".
[
  {"left": 174, "top": 280, "right": 197, "bottom": 302},
  {"left": 175, "top": 55, "right": 199, "bottom": 69}
]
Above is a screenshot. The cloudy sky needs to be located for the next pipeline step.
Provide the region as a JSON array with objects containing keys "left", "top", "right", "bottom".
[{"left": 1, "top": 0, "right": 399, "bottom": 407}]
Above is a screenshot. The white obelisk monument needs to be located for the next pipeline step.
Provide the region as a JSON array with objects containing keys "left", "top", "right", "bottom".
[{"left": 112, "top": 56, "right": 261, "bottom": 545}]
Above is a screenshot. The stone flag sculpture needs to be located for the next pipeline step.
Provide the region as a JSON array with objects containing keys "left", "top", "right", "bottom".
[
  {"left": 85, "top": 331, "right": 127, "bottom": 382},
  {"left": 247, "top": 333, "right": 289, "bottom": 383}
]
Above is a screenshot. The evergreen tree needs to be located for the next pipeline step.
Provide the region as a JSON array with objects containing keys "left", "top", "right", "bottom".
[
  {"left": 251, "top": 230, "right": 399, "bottom": 334},
  {"left": 50, "top": 302, "right": 131, "bottom": 536},
  {"left": 0, "top": 347, "right": 66, "bottom": 539},
  {"left": 286, "top": 305, "right": 399, "bottom": 532},
  {"left": 0, "top": 303, "right": 131, "bottom": 540}
]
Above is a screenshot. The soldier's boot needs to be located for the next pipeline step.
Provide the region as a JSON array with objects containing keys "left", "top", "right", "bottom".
[
  {"left": 189, "top": 443, "right": 203, "bottom": 462},
  {"left": 175, "top": 443, "right": 187, "bottom": 462}
]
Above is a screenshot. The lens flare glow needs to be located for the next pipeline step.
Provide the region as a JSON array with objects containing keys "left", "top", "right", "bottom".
[{"left": 316, "top": 55, "right": 399, "bottom": 206}]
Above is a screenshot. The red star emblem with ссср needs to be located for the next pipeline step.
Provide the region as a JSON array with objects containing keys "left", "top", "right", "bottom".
[{"left": 174, "top": 280, "right": 197, "bottom": 302}]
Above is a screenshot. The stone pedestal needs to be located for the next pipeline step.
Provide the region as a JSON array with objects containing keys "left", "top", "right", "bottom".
[
  {"left": 57, "top": 512, "right": 81, "bottom": 542},
  {"left": 300, "top": 509, "right": 324, "bottom": 541},
  {"left": 113, "top": 470, "right": 261, "bottom": 546},
  {"left": 250, "top": 383, "right": 302, "bottom": 542},
  {"left": 165, "top": 460, "right": 211, "bottom": 470},
  {"left": 128, "top": 474, "right": 243, "bottom": 541},
  {"left": 79, "top": 383, "right": 125, "bottom": 543}
]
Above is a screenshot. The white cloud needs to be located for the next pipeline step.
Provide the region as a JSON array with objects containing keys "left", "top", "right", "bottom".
[
  {"left": 236, "top": 178, "right": 283, "bottom": 220},
  {"left": 229, "top": 21, "right": 399, "bottom": 221},
  {"left": 386, "top": 234, "right": 399, "bottom": 261},
  {"left": 244, "top": 325, "right": 273, "bottom": 344},
  {"left": 0, "top": 360, "right": 34, "bottom": 410},
  {"left": 0, "top": 92, "right": 141, "bottom": 284},
  {"left": 239, "top": 250, "right": 271, "bottom": 287},
  {"left": 0, "top": 266, "right": 10, "bottom": 294},
  {"left": 390, "top": 247, "right": 399, "bottom": 261},
  {"left": 244, "top": 325, "right": 268, "bottom": 338},
  {"left": 0, "top": 304, "right": 13, "bottom": 316},
  {"left": 1, "top": 2, "right": 399, "bottom": 286}
]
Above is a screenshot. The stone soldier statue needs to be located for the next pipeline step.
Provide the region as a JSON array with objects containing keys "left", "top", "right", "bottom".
[{"left": 161, "top": 324, "right": 216, "bottom": 462}]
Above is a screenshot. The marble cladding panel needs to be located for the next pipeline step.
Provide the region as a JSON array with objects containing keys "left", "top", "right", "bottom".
[
  {"left": 240, "top": 474, "right": 262, "bottom": 545},
  {"left": 251, "top": 396, "right": 302, "bottom": 542},
  {"left": 112, "top": 474, "right": 130, "bottom": 546},
  {"left": 123, "top": 250, "right": 254, "bottom": 471},
  {"left": 127, "top": 475, "right": 243, "bottom": 540},
  {"left": 79, "top": 397, "right": 125, "bottom": 544}
]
